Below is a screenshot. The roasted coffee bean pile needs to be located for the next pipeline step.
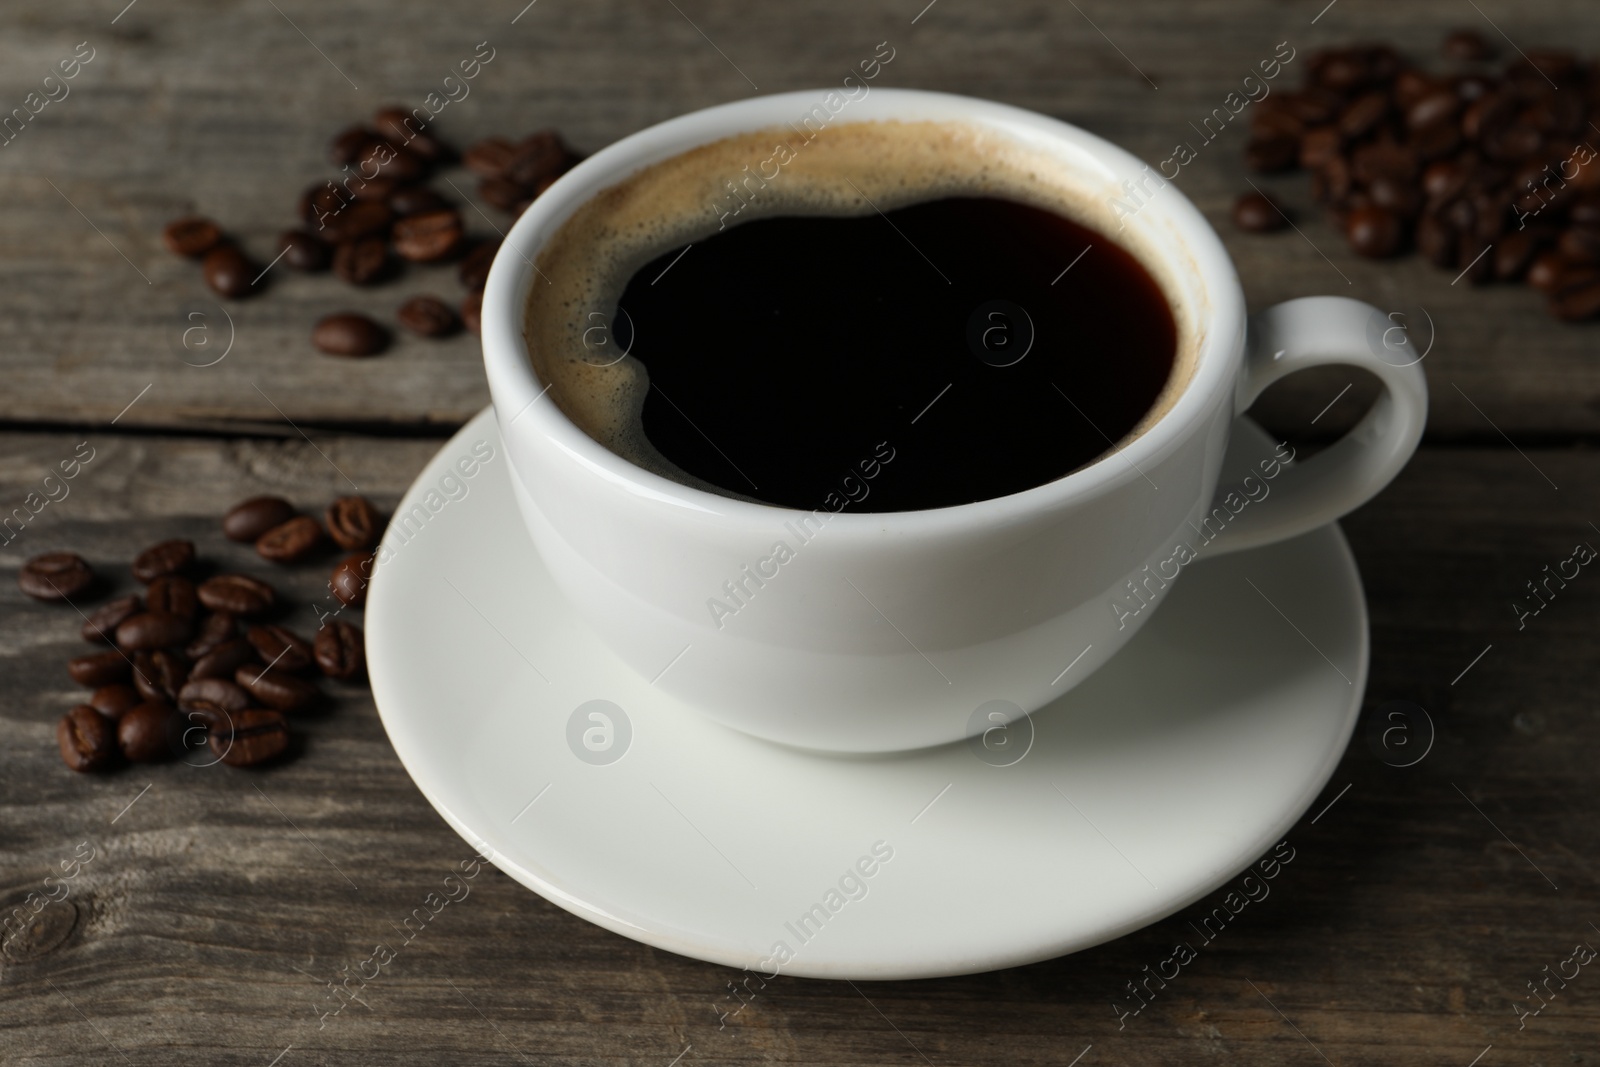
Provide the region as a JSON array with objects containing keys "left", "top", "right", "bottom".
[
  {"left": 1239, "top": 31, "right": 1600, "bottom": 321},
  {"left": 162, "top": 107, "right": 580, "bottom": 353},
  {"left": 23, "top": 495, "right": 381, "bottom": 774}
]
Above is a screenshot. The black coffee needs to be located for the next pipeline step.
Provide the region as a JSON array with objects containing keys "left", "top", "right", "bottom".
[{"left": 617, "top": 196, "right": 1177, "bottom": 511}]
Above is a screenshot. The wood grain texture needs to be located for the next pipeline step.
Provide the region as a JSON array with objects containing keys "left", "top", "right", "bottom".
[
  {"left": 0, "top": 1, "right": 1597, "bottom": 436},
  {"left": 2, "top": 431, "right": 1599, "bottom": 1063}
]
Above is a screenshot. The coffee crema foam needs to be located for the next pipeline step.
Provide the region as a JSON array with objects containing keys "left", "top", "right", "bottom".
[{"left": 522, "top": 119, "right": 1199, "bottom": 499}]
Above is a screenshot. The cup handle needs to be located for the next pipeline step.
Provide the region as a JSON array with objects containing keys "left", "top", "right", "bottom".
[{"left": 1203, "top": 296, "right": 1428, "bottom": 556}]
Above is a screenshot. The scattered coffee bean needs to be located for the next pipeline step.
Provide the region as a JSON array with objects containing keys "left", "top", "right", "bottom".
[
  {"left": 133, "top": 648, "right": 189, "bottom": 703},
  {"left": 312, "top": 312, "right": 389, "bottom": 356},
  {"left": 132, "top": 539, "right": 195, "bottom": 583},
  {"left": 223, "top": 496, "right": 297, "bottom": 542},
  {"left": 314, "top": 620, "right": 366, "bottom": 680},
  {"left": 191, "top": 638, "right": 259, "bottom": 680},
  {"left": 458, "top": 241, "right": 499, "bottom": 290},
  {"left": 392, "top": 208, "right": 463, "bottom": 262},
  {"left": 256, "top": 515, "right": 324, "bottom": 564},
  {"left": 325, "top": 496, "right": 380, "bottom": 550},
  {"left": 354, "top": 176, "right": 402, "bottom": 203},
  {"left": 464, "top": 137, "right": 517, "bottom": 178},
  {"left": 211, "top": 708, "right": 291, "bottom": 767},
  {"left": 81, "top": 594, "right": 141, "bottom": 642},
  {"left": 1528, "top": 251, "right": 1569, "bottom": 292},
  {"left": 90, "top": 684, "right": 142, "bottom": 719},
  {"left": 1345, "top": 205, "right": 1403, "bottom": 257},
  {"left": 389, "top": 186, "right": 448, "bottom": 216},
  {"left": 397, "top": 294, "right": 458, "bottom": 338},
  {"left": 333, "top": 236, "right": 390, "bottom": 285},
  {"left": 202, "top": 245, "right": 256, "bottom": 298},
  {"left": 279, "top": 229, "right": 331, "bottom": 271},
  {"left": 115, "top": 611, "right": 192, "bottom": 652},
  {"left": 324, "top": 200, "right": 393, "bottom": 243},
  {"left": 162, "top": 216, "right": 224, "bottom": 258},
  {"left": 146, "top": 575, "right": 198, "bottom": 620},
  {"left": 184, "top": 611, "right": 238, "bottom": 659},
  {"left": 19, "top": 551, "right": 93, "bottom": 601},
  {"left": 1443, "top": 29, "right": 1493, "bottom": 63},
  {"left": 197, "top": 574, "right": 277, "bottom": 616},
  {"left": 118, "top": 701, "right": 177, "bottom": 763},
  {"left": 1551, "top": 274, "right": 1600, "bottom": 321},
  {"left": 357, "top": 141, "right": 427, "bottom": 183},
  {"left": 479, "top": 176, "right": 525, "bottom": 212},
  {"left": 247, "top": 624, "right": 314, "bottom": 673},
  {"left": 58, "top": 706, "right": 116, "bottom": 772},
  {"left": 178, "top": 677, "right": 254, "bottom": 715},
  {"left": 330, "top": 552, "right": 374, "bottom": 608},
  {"left": 461, "top": 288, "right": 483, "bottom": 335},
  {"left": 329, "top": 124, "right": 372, "bottom": 165},
  {"left": 374, "top": 107, "right": 453, "bottom": 163},
  {"left": 237, "top": 663, "right": 320, "bottom": 712},
  {"left": 69, "top": 650, "right": 131, "bottom": 688},
  {"left": 1232, "top": 192, "right": 1287, "bottom": 232}
]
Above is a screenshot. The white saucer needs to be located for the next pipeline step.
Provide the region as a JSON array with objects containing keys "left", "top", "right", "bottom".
[{"left": 367, "top": 408, "right": 1367, "bottom": 980}]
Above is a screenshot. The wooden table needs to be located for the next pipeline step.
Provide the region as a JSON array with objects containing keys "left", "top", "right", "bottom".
[{"left": 3, "top": 1, "right": 1598, "bottom": 1063}]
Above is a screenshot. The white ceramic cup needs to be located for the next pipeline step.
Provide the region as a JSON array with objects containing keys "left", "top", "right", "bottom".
[{"left": 481, "top": 88, "right": 1428, "bottom": 754}]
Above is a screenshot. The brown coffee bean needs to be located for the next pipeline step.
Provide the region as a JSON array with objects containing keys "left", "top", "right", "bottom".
[
  {"left": 1421, "top": 160, "right": 1467, "bottom": 203},
  {"left": 1483, "top": 124, "right": 1543, "bottom": 162},
  {"left": 254, "top": 515, "right": 324, "bottom": 564},
  {"left": 1558, "top": 226, "right": 1600, "bottom": 264},
  {"left": 1368, "top": 176, "right": 1421, "bottom": 218},
  {"left": 69, "top": 650, "right": 131, "bottom": 688},
  {"left": 1461, "top": 93, "right": 1515, "bottom": 142},
  {"left": 458, "top": 241, "right": 499, "bottom": 289},
  {"left": 20, "top": 551, "right": 93, "bottom": 601},
  {"left": 302, "top": 183, "right": 352, "bottom": 229},
  {"left": 278, "top": 229, "right": 330, "bottom": 272},
  {"left": 184, "top": 611, "right": 237, "bottom": 659},
  {"left": 314, "top": 620, "right": 366, "bottom": 680},
  {"left": 357, "top": 140, "right": 427, "bottom": 182},
  {"left": 1351, "top": 140, "right": 1417, "bottom": 185},
  {"left": 1551, "top": 276, "right": 1600, "bottom": 321},
  {"left": 89, "top": 684, "right": 142, "bottom": 719},
  {"left": 393, "top": 208, "right": 463, "bottom": 262},
  {"left": 1569, "top": 194, "right": 1600, "bottom": 227},
  {"left": 326, "top": 496, "right": 380, "bottom": 550},
  {"left": 162, "top": 216, "right": 224, "bottom": 258},
  {"left": 1494, "top": 229, "right": 1543, "bottom": 280},
  {"left": 1345, "top": 205, "right": 1403, "bottom": 258},
  {"left": 116, "top": 610, "right": 191, "bottom": 652},
  {"left": 397, "top": 295, "right": 459, "bottom": 338},
  {"left": 329, "top": 124, "right": 373, "bottom": 164},
  {"left": 1410, "top": 119, "right": 1462, "bottom": 162},
  {"left": 59, "top": 706, "right": 116, "bottom": 772},
  {"left": 178, "top": 677, "right": 253, "bottom": 715},
  {"left": 236, "top": 664, "right": 320, "bottom": 712},
  {"left": 247, "top": 624, "right": 314, "bottom": 673},
  {"left": 312, "top": 312, "right": 390, "bottom": 357},
  {"left": 118, "top": 701, "right": 177, "bottom": 763},
  {"left": 330, "top": 551, "right": 375, "bottom": 608},
  {"left": 202, "top": 245, "right": 256, "bottom": 299},
  {"left": 333, "top": 236, "right": 390, "bottom": 285},
  {"left": 133, "top": 648, "right": 189, "bottom": 703},
  {"left": 1298, "top": 126, "right": 1342, "bottom": 170},
  {"left": 462, "top": 289, "right": 483, "bottom": 335},
  {"left": 389, "top": 186, "right": 449, "bottom": 216},
  {"left": 1406, "top": 90, "right": 1461, "bottom": 132},
  {"left": 223, "top": 496, "right": 296, "bottom": 542},
  {"left": 350, "top": 177, "right": 400, "bottom": 205},
  {"left": 211, "top": 708, "right": 291, "bottom": 767},
  {"left": 324, "top": 200, "right": 393, "bottom": 243},
  {"left": 464, "top": 137, "right": 516, "bottom": 178},
  {"left": 1245, "top": 135, "right": 1298, "bottom": 173},
  {"left": 1443, "top": 29, "right": 1493, "bottom": 62},
  {"left": 374, "top": 107, "right": 452, "bottom": 163},
  {"left": 132, "top": 538, "right": 194, "bottom": 583},
  {"left": 197, "top": 574, "right": 276, "bottom": 616},
  {"left": 1457, "top": 237, "right": 1495, "bottom": 285},
  {"left": 1527, "top": 251, "right": 1570, "bottom": 292},
  {"left": 191, "top": 638, "right": 258, "bottom": 680},
  {"left": 145, "top": 575, "right": 198, "bottom": 620},
  {"left": 506, "top": 130, "right": 569, "bottom": 185},
  {"left": 479, "top": 176, "right": 526, "bottom": 212},
  {"left": 1231, "top": 192, "right": 1286, "bottom": 233},
  {"left": 81, "top": 594, "right": 141, "bottom": 642},
  {"left": 1339, "top": 93, "right": 1390, "bottom": 140}
]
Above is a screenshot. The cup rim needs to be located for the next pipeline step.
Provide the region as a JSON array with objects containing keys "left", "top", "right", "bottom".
[{"left": 482, "top": 87, "right": 1244, "bottom": 531}]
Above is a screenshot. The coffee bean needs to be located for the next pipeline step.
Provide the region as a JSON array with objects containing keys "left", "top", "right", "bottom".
[
  {"left": 1421, "top": 159, "right": 1467, "bottom": 203},
  {"left": 115, "top": 611, "right": 192, "bottom": 652},
  {"left": 461, "top": 289, "right": 483, "bottom": 335},
  {"left": 464, "top": 137, "right": 517, "bottom": 179},
  {"left": 333, "top": 236, "right": 390, "bottom": 285},
  {"left": 118, "top": 701, "right": 177, "bottom": 762},
  {"left": 211, "top": 708, "right": 291, "bottom": 767},
  {"left": 506, "top": 130, "right": 569, "bottom": 186},
  {"left": 1406, "top": 90, "right": 1461, "bottom": 132},
  {"left": 1457, "top": 237, "right": 1495, "bottom": 285},
  {"left": 388, "top": 186, "right": 449, "bottom": 216},
  {"left": 1570, "top": 193, "right": 1600, "bottom": 227},
  {"left": 397, "top": 294, "right": 459, "bottom": 338},
  {"left": 223, "top": 496, "right": 297, "bottom": 542},
  {"left": 357, "top": 140, "right": 427, "bottom": 183},
  {"left": 1346, "top": 205, "right": 1403, "bottom": 258},
  {"left": 247, "top": 624, "right": 314, "bottom": 673},
  {"left": 458, "top": 241, "right": 499, "bottom": 290},
  {"left": 1551, "top": 271, "right": 1600, "bottom": 321},
  {"left": 1558, "top": 226, "right": 1600, "bottom": 264},
  {"left": 392, "top": 208, "right": 463, "bottom": 262},
  {"left": 479, "top": 176, "right": 526, "bottom": 212},
  {"left": 314, "top": 620, "right": 366, "bottom": 680},
  {"left": 1245, "top": 135, "right": 1298, "bottom": 173},
  {"left": 326, "top": 496, "right": 380, "bottom": 550},
  {"left": 191, "top": 638, "right": 259, "bottom": 680},
  {"left": 301, "top": 184, "right": 352, "bottom": 230},
  {"left": 81, "top": 594, "right": 141, "bottom": 642},
  {"left": 324, "top": 200, "right": 393, "bottom": 244},
  {"left": 1461, "top": 93, "right": 1515, "bottom": 141},
  {"left": 19, "top": 551, "right": 93, "bottom": 601},
  {"left": 197, "top": 574, "right": 276, "bottom": 616},
  {"left": 255, "top": 515, "right": 325, "bottom": 564},
  {"left": 133, "top": 648, "right": 189, "bottom": 703},
  {"left": 202, "top": 245, "right": 256, "bottom": 299},
  {"left": 236, "top": 664, "right": 320, "bottom": 712},
  {"left": 1494, "top": 229, "right": 1543, "bottom": 280},
  {"left": 1339, "top": 92, "right": 1390, "bottom": 140},
  {"left": 1232, "top": 192, "right": 1286, "bottom": 232},
  {"left": 330, "top": 552, "right": 375, "bottom": 608},
  {"left": 185, "top": 611, "right": 237, "bottom": 659},
  {"left": 278, "top": 229, "right": 331, "bottom": 272},
  {"left": 1351, "top": 140, "right": 1418, "bottom": 185},
  {"left": 1298, "top": 127, "right": 1343, "bottom": 170},
  {"left": 89, "top": 683, "right": 142, "bottom": 719},
  {"left": 58, "top": 706, "right": 116, "bottom": 772},
  {"left": 1443, "top": 29, "right": 1493, "bottom": 62},
  {"left": 178, "top": 677, "right": 253, "bottom": 715},
  {"left": 1368, "top": 176, "right": 1422, "bottom": 218},
  {"left": 1527, "top": 251, "right": 1570, "bottom": 292},
  {"left": 146, "top": 575, "right": 198, "bottom": 620},
  {"left": 69, "top": 650, "right": 131, "bottom": 687},
  {"left": 132, "top": 539, "right": 194, "bottom": 583},
  {"left": 1410, "top": 119, "right": 1462, "bottom": 161},
  {"left": 374, "top": 107, "right": 453, "bottom": 163},
  {"left": 162, "top": 216, "right": 224, "bottom": 258},
  {"left": 312, "top": 312, "right": 389, "bottom": 357},
  {"left": 329, "top": 124, "right": 373, "bottom": 165}
]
